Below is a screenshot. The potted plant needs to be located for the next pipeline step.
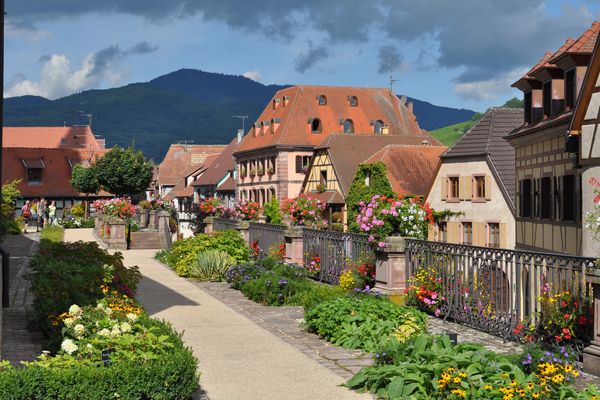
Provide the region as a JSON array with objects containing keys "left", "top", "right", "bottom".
[
  {"left": 316, "top": 183, "right": 326, "bottom": 193},
  {"left": 257, "top": 165, "right": 265, "bottom": 176},
  {"left": 249, "top": 168, "right": 256, "bottom": 179},
  {"left": 267, "top": 167, "right": 275, "bottom": 177},
  {"left": 240, "top": 167, "right": 247, "bottom": 180}
]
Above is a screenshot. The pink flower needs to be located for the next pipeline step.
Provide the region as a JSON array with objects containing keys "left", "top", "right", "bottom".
[
  {"left": 378, "top": 242, "right": 386, "bottom": 248},
  {"left": 368, "top": 235, "right": 374, "bottom": 242},
  {"left": 435, "top": 309, "right": 442, "bottom": 317}
]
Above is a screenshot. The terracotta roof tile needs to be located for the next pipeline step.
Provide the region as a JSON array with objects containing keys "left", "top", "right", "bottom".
[
  {"left": 216, "top": 175, "right": 236, "bottom": 192},
  {"left": 193, "top": 137, "right": 240, "bottom": 187},
  {"left": 444, "top": 108, "right": 523, "bottom": 206},
  {"left": 362, "top": 145, "right": 446, "bottom": 196},
  {"left": 157, "top": 144, "right": 226, "bottom": 186},
  {"left": 164, "top": 153, "right": 220, "bottom": 199},
  {"left": 309, "top": 191, "right": 345, "bottom": 205},
  {"left": 4, "top": 126, "right": 104, "bottom": 149},
  {"left": 235, "top": 85, "right": 426, "bottom": 154}
]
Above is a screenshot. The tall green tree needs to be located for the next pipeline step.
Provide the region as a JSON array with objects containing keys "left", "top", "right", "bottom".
[
  {"left": 70, "top": 164, "right": 100, "bottom": 218},
  {"left": 502, "top": 97, "right": 524, "bottom": 108},
  {"left": 94, "top": 146, "right": 154, "bottom": 197}
]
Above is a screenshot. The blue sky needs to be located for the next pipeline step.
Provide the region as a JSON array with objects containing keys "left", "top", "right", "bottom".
[{"left": 5, "top": 0, "right": 600, "bottom": 112}]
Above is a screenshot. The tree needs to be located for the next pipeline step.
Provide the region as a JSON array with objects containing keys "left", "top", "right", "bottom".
[
  {"left": 94, "top": 146, "right": 154, "bottom": 197},
  {"left": 70, "top": 164, "right": 100, "bottom": 218},
  {"left": 502, "top": 97, "right": 524, "bottom": 108}
]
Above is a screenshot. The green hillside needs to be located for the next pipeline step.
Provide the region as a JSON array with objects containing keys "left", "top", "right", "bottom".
[{"left": 430, "top": 120, "right": 477, "bottom": 146}]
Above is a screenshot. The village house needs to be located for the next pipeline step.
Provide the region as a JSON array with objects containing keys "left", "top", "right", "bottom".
[
  {"left": 426, "top": 108, "right": 523, "bottom": 248},
  {"left": 300, "top": 134, "right": 445, "bottom": 227},
  {"left": 2, "top": 126, "right": 107, "bottom": 214},
  {"left": 232, "top": 85, "right": 428, "bottom": 205},
  {"left": 507, "top": 22, "right": 600, "bottom": 255}
]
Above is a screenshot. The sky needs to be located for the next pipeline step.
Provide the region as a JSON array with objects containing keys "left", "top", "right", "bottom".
[{"left": 5, "top": 0, "right": 600, "bottom": 112}]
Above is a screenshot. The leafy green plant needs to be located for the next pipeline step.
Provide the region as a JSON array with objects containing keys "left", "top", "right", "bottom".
[
  {"left": 189, "top": 250, "right": 235, "bottom": 281},
  {"left": 70, "top": 203, "right": 86, "bottom": 218},
  {"left": 40, "top": 226, "right": 65, "bottom": 243},
  {"left": 304, "top": 296, "right": 427, "bottom": 352},
  {"left": 347, "top": 162, "right": 394, "bottom": 232},
  {"left": 263, "top": 198, "right": 283, "bottom": 224},
  {"left": 1, "top": 179, "right": 22, "bottom": 236},
  {"left": 286, "top": 282, "right": 346, "bottom": 310},
  {"left": 57, "top": 217, "right": 96, "bottom": 228}
]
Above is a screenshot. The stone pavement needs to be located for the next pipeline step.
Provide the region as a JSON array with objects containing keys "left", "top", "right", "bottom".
[{"left": 1, "top": 232, "right": 44, "bottom": 364}]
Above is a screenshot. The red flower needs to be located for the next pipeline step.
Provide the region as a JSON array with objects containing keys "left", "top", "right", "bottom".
[
  {"left": 562, "top": 327, "right": 570, "bottom": 335},
  {"left": 561, "top": 300, "right": 568, "bottom": 307},
  {"left": 564, "top": 313, "right": 570, "bottom": 320}
]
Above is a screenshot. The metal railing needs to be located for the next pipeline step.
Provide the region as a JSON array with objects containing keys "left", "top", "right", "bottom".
[
  {"left": 249, "top": 222, "right": 286, "bottom": 258},
  {"left": 303, "top": 228, "right": 374, "bottom": 284},
  {"left": 213, "top": 218, "right": 238, "bottom": 231},
  {"left": 405, "top": 239, "right": 596, "bottom": 341}
]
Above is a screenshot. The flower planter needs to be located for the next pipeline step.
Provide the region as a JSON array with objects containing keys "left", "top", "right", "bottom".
[
  {"left": 584, "top": 268, "right": 600, "bottom": 375},
  {"left": 148, "top": 210, "right": 159, "bottom": 230},
  {"left": 203, "top": 216, "right": 216, "bottom": 234},
  {"left": 284, "top": 226, "right": 304, "bottom": 264},
  {"left": 140, "top": 209, "right": 150, "bottom": 229},
  {"left": 374, "top": 236, "right": 409, "bottom": 295},
  {"left": 235, "top": 221, "right": 250, "bottom": 244},
  {"left": 105, "top": 216, "right": 127, "bottom": 250}
]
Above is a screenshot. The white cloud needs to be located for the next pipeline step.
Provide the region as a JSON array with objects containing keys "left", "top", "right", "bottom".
[
  {"left": 242, "top": 70, "right": 262, "bottom": 82},
  {"left": 454, "top": 67, "right": 527, "bottom": 102},
  {"left": 5, "top": 42, "right": 157, "bottom": 99}
]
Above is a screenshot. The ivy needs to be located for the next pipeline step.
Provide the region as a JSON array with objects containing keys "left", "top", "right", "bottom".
[{"left": 346, "top": 162, "right": 394, "bottom": 232}]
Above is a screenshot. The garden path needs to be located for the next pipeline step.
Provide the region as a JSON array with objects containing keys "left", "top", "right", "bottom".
[
  {"left": 1, "top": 232, "right": 44, "bottom": 364},
  {"left": 65, "top": 229, "right": 372, "bottom": 400}
]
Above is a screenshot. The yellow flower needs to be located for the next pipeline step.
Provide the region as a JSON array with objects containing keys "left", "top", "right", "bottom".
[
  {"left": 453, "top": 377, "right": 461, "bottom": 384},
  {"left": 451, "top": 389, "right": 466, "bottom": 398},
  {"left": 551, "top": 374, "right": 564, "bottom": 384},
  {"left": 532, "top": 392, "right": 540, "bottom": 399},
  {"left": 484, "top": 385, "right": 492, "bottom": 390}
]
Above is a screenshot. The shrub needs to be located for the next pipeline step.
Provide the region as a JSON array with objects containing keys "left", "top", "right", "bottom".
[
  {"left": 263, "top": 198, "right": 283, "bottom": 224},
  {"left": 160, "top": 230, "right": 249, "bottom": 277},
  {"left": 286, "top": 282, "right": 346, "bottom": 310},
  {"left": 40, "top": 226, "right": 64, "bottom": 243},
  {"left": 304, "top": 296, "right": 427, "bottom": 352},
  {"left": 347, "top": 162, "right": 394, "bottom": 232},
  {"left": 239, "top": 264, "right": 312, "bottom": 306},
  {"left": 71, "top": 203, "right": 85, "bottom": 218},
  {"left": 235, "top": 201, "right": 261, "bottom": 221},
  {"left": 57, "top": 217, "right": 96, "bottom": 229},
  {"left": 189, "top": 250, "right": 235, "bottom": 281},
  {"left": 281, "top": 194, "right": 326, "bottom": 228},
  {"left": 1, "top": 180, "right": 22, "bottom": 236},
  {"left": 225, "top": 262, "right": 267, "bottom": 290}
]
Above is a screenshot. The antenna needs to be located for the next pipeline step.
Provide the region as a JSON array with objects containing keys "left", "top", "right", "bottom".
[
  {"left": 233, "top": 115, "right": 249, "bottom": 132},
  {"left": 176, "top": 139, "right": 194, "bottom": 149},
  {"left": 78, "top": 110, "right": 92, "bottom": 127},
  {"left": 388, "top": 57, "right": 398, "bottom": 96}
]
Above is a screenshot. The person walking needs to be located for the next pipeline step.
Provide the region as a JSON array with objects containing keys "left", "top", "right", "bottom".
[
  {"left": 21, "top": 200, "right": 31, "bottom": 233},
  {"left": 48, "top": 201, "right": 57, "bottom": 225},
  {"left": 38, "top": 198, "right": 47, "bottom": 228},
  {"left": 31, "top": 200, "right": 39, "bottom": 232}
]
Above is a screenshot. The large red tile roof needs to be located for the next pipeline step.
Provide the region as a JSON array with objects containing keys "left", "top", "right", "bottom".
[
  {"left": 4, "top": 126, "right": 104, "bottom": 149},
  {"left": 163, "top": 153, "right": 220, "bottom": 200},
  {"left": 157, "top": 144, "right": 226, "bottom": 186},
  {"left": 235, "top": 85, "right": 425, "bottom": 154},
  {"left": 362, "top": 145, "right": 446, "bottom": 197},
  {"left": 193, "top": 137, "right": 240, "bottom": 187}
]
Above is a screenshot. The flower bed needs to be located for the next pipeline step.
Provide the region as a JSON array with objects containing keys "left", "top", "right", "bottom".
[
  {"left": 57, "top": 217, "right": 95, "bottom": 229},
  {"left": 281, "top": 194, "right": 326, "bottom": 228},
  {"left": 4, "top": 239, "right": 199, "bottom": 399}
]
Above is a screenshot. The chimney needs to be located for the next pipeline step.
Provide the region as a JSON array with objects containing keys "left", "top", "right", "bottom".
[
  {"left": 237, "top": 129, "right": 244, "bottom": 143},
  {"left": 406, "top": 102, "right": 414, "bottom": 114}
]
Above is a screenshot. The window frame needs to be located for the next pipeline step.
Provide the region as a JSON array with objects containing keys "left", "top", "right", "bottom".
[
  {"left": 26, "top": 168, "right": 43, "bottom": 184},
  {"left": 343, "top": 119, "right": 354, "bottom": 134},
  {"left": 317, "top": 95, "right": 327, "bottom": 106},
  {"left": 461, "top": 221, "right": 473, "bottom": 246},
  {"left": 472, "top": 175, "right": 486, "bottom": 202},
  {"left": 487, "top": 222, "right": 500, "bottom": 248},
  {"left": 447, "top": 176, "right": 460, "bottom": 202},
  {"left": 311, "top": 118, "right": 322, "bottom": 133}
]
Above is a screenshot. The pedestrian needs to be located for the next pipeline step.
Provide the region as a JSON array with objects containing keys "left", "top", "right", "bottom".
[
  {"left": 21, "top": 200, "right": 31, "bottom": 233},
  {"left": 38, "top": 197, "right": 47, "bottom": 228},
  {"left": 48, "top": 201, "right": 57, "bottom": 225},
  {"left": 31, "top": 200, "right": 39, "bottom": 232}
]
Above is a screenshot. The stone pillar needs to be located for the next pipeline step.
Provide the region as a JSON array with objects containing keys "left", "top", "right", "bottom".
[
  {"left": 94, "top": 213, "right": 103, "bottom": 233},
  {"left": 584, "top": 269, "right": 600, "bottom": 375},
  {"left": 284, "top": 226, "right": 304, "bottom": 264},
  {"left": 375, "top": 236, "right": 409, "bottom": 295},
  {"left": 203, "top": 216, "right": 215, "bottom": 234},
  {"left": 106, "top": 217, "right": 127, "bottom": 250},
  {"left": 148, "top": 210, "right": 159, "bottom": 230},
  {"left": 157, "top": 211, "right": 172, "bottom": 249},
  {"left": 236, "top": 221, "right": 250, "bottom": 244},
  {"left": 140, "top": 209, "right": 149, "bottom": 229}
]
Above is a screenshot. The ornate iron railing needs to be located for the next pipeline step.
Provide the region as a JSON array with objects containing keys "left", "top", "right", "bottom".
[
  {"left": 213, "top": 217, "right": 238, "bottom": 231},
  {"left": 303, "top": 228, "right": 374, "bottom": 284},
  {"left": 405, "top": 239, "right": 595, "bottom": 341},
  {"left": 249, "top": 222, "right": 286, "bottom": 258}
]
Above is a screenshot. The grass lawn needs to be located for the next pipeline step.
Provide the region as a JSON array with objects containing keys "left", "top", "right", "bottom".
[
  {"left": 40, "top": 225, "right": 64, "bottom": 243},
  {"left": 430, "top": 119, "right": 477, "bottom": 146}
]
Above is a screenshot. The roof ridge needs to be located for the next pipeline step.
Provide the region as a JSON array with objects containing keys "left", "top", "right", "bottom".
[
  {"left": 484, "top": 108, "right": 496, "bottom": 154},
  {"left": 278, "top": 87, "right": 299, "bottom": 144}
]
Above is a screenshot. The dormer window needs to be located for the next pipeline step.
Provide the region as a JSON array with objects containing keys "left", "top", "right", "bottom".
[
  {"left": 524, "top": 92, "right": 532, "bottom": 124},
  {"left": 21, "top": 158, "right": 45, "bottom": 185},
  {"left": 373, "top": 120, "right": 384, "bottom": 134},
  {"left": 317, "top": 95, "right": 327, "bottom": 106},
  {"left": 252, "top": 123, "right": 258, "bottom": 137},
  {"left": 348, "top": 96, "right": 358, "bottom": 107},
  {"left": 283, "top": 95, "right": 290, "bottom": 106},
  {"left": 543, "top": 81, "right": 552, "bottom": 118},
  {"left": 343, "top": 119, "right": 354, "bottom": 134},
  {"left": 311, "top": 118, "right": 322, "bottom": 133},
  {"left": 272, "top": 98, "right": 280, "bottom": 109},
  {"left": 565, "top": 69, "right": 576, "bottom": 109}
]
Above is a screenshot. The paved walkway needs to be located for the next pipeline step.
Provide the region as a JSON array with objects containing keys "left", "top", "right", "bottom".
[
  {"left": 1, "top": 232, "right": 44, "bottom": 364},
  {"left": 65, "top": 229, "right": 370, "bottom": 400}
]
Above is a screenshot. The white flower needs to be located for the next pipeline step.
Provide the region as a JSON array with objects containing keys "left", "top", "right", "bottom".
[
  {"left": 73, "top": 324, "right": 85, "bottom": 339},
  {"left": 61, "top": 339, "right": 78, "bottom": 355},
  {"left": 120, "top": 322, "right": 131, "bottom": 333},
  {"left": 68, "top": 304, "right": 83, "bottom": 317},
  {"left": 86, "top": 343, "right": 93, "bottom": 349},
  {"left": 110, "top": 326, "right": 121, "bottom": 337},
  {"left": 98, "top": 328, "right": 111, "bottom": 337},
  {"left": 126, "top": 313, "right": 137, "bottom": 322},
  {"left": 63, "top": 317, "right": 75, "bottom": 328}
]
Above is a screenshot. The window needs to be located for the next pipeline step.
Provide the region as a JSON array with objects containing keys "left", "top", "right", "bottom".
[
  {"left": 311, "top": 118, "right": 322, "bottom": 133},
  {"left": 543, "top": 81, "right": 552, "bottom": 118},
  {"left": 373, "top": 120, "right": 383, "bottom": 134},
  {"left": 319, "top": 170, "right": 327, "bottom": 187},
  {"left": 563, "top": 175, "right": 575, "bottom": 221},
  {"left": 26, "top": 168, "right": 42, "bottom": 184},
  {"left": 448, "top": 176, "right": 460, "bottom": 200},
  {"left": 488, "top": 223, "right": 500, "bottom": 248},
  {"left": 520, "top": 179, "right": 532, "bottom": 218},
  {"left": 462, "top": 222, "right": 473, "bottom": 245},
  {"left": 565, "top": 69, "right": 576, "bottom": 109},
  {"left": 295, "top": 155, "right": 312, "bottom": 173},
  {"left": 317, "top": 95, "right": 327, "bottom": 105},
  {"left": 437, "top": 222, "right": 447, "bottom": 242},
  {"left": 524, "top": 92, "right": 532, "bottom": 124},
  {"left": 540, "top": 177, "right": 552, "bottom": 219},
  {"left": 473, "top": 176, "right": 486, "bottom": 199},
  {"left": 348, "top": 96, "right": 358, "bottom": 107},
  {"left": 343, "top": 119, "right": 354, "bottom": 134}
]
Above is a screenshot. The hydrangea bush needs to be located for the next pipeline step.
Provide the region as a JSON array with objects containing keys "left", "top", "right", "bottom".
[
  {"left": 235, "top": 200, "right": 261, "bottom": 221},
  {"left": 281, "top": 194, "right": 326, "bottom": 228}
]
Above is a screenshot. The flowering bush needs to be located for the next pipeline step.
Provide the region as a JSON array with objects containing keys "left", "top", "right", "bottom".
[
  {"left": 235, "top": 200, "right": 261, "bottom": 221},
  {"left": 356, "top": 195, "right": 433, "bottom": 248},
  {"left": 281, "top": 194, "right": 326, "bottom": 228},
  {"left": 586, "top": 176, "right": 600, "bottom": 239},
  {"left": 98, "top": 197, "right": 136, "bottom": 219},
  {"left": 198, "top": 196, "right": 222, "bottom": 216},
  {"left": 339, "top": 269, "right": 357, "bottom": 291},
  {"left": 304, "top": 254, "right": 321, "bottom": 275},
  {"left": 405, "top": 266, "right": 445, "bottom": 317},
  {"left": 267, "top": 243, "right": 286, "bottom": 261}
]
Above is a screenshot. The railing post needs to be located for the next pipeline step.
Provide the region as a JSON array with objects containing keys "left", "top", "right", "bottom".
[
  {"left": 157, "top": 211, "right": 172, "bottom": 249},
  {"left": 203, "top": 216, "right": 215, "bottom": 234},
  {"left": 375, "top": 236, "right": 409, "bottom": 295},
  {"left": 148, "top": 210, "right": 159, "bottom": 230},
  {"left": 584, "top": 268, "right": 600, "bottom": 375},
  {"left": 105, "top": 217, "right": 127, "bottom": 250},
  {"left": 236, "top": 221, "right": 250, "bottom": 245},
  {"left": 285, "top": 226, "right": 304, "bottom": 264}
]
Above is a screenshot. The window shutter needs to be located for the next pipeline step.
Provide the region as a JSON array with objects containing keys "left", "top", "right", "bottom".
[
  {"left": 441, "top": 177, "right": 447, "bottom": 201},
  {"left": 465, "top": 176, "right": 472, "bottom": 200},
  {"left": 295, "top": 156, "right": 302, "bottom": 173},
  {"left": 447, "top": 221, "right": 460, "bottom": 244},
  {"left": 484, "top": 175, "right": 492, "bottom": 200},
  {"left": 428, "top": 225, "right": 435, "bottom": 241},
  {"left": 575, "top": 174, "right": 582, "bottom": 222},
  {"left": 459, "top": 176, "right": 466, "bottom": 200},
  {"left": 473, "top": 223, "right": 483, "bottom": 246},
  {"left": 499, "top": 223, "right": 507, "bottom": 248}
]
